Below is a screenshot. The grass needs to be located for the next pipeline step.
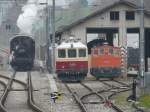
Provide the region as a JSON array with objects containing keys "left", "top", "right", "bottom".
[
  {"left": 138, "top": 94, "right": 150, "bottom": 108},
  {"left": 112, "top": 91, "right": 150, "bottom": 109},
  {"left": 112, "top": 91, "right": 132, "bottom": 107}
]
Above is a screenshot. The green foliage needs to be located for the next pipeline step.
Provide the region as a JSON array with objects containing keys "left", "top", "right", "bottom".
[
  {"left": 78, "top": 0, "right": 88, "bottom": 7},
  {"left": 69, "top": 0, "right": 88, "bottom": 8},
  {"left": 55, "top": 6, "right": 94, "bottom": 30}
]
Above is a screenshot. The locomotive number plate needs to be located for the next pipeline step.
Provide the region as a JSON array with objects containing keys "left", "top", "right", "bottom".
[{"left": 103, "top": 60, "right": 109, "bottom": 64}]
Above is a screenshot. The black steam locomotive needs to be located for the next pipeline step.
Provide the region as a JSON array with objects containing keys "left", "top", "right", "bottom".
[{"left": 9, "top": 35, "right": 35, "bottom": 71}]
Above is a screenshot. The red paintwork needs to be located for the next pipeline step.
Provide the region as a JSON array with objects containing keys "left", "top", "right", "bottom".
[
  {"left": 91, "top": 55, "right": 121, "bottom": 67},
  {"left": 91, "top": 45, "right": 122, "bottom": 68},
  {"left": 56, "top": 61, "right": 88, "bottom": 71}
]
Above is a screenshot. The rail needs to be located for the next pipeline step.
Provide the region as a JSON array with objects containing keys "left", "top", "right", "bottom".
[
  {"left": 0, "top": 71, "right": 16, "bottom": 112},
  {"left": 64, "top": 83, "right": 88, "bottom": 112},
  {"left": 27, "top": 71, "right": 45, "bottom": 112},
  {"left": 0, "top": 71, "right": 46, "bottom": 112}
]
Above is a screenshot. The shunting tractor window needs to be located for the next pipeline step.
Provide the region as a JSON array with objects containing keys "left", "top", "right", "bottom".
[
  {"left": 99, "top": 48, "right": 104, "bottom": 55},
  {"left": 68, "top": 49, "right": 76, "bottom": 58},
  {"left": 58, "top": 49, "right": 66, "bottom": 58},
  {"left": 93, "top": 49, "right": 98, "bottom": 55},
  {"left": 79, "top": 49, "right": 86, "bottom": 57},
  {"left": 109, "top": 48, "right": 113, "bottom": 54},
  {"left": 114, "top": 50, "right": 120, "bottom": 56}
]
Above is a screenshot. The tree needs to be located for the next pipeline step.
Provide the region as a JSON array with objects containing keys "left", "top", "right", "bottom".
[
  {"left": 80, "top": 0, "right": 88, "bottom": 7},
  {"left": 69, "top": 0, "right": 88, "bottom": 8}
]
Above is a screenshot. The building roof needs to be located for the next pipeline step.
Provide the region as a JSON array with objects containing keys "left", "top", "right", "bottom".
[{"left": 56, "top": 0, "right": 150, "bottom": 34}]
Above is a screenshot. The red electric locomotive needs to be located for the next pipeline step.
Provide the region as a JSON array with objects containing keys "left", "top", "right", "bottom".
[
  {"left": 90, "top": 42, "right": 122, "bottom": 79},
  {"left": 56, "top": 37, "right": 88, "bottom": 81}
]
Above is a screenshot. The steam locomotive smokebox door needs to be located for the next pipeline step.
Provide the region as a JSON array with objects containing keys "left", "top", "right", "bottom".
[
  {"left": 10, "top": 36, "right": 35, "bottom": 71},
  {"left": 145, "top": 72, "right": 150, "bottom": 93}
]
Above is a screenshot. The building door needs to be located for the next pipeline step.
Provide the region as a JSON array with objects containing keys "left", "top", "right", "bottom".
[
  {"left": 127, "top": 28, "right": 150, "bottom": 72},
  {"left": 86, "top": 27, "right": 119, "bottom": 54}
]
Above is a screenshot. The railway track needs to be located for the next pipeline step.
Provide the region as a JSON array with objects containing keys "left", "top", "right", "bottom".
[
  {"left": 99, "top": 80, "right": 131, "bottom": 112},
  {"left": 64, "top": 83, "right": 88, "bottom": 112},
  {"left": 107, "top": 88, "right": 145, "bottom": 112},
  {"left": 99, "top": 79, "right": 130, "bottom": 88},
  {"left": 82, "top": 81, "right": 127, "bottom": 112},
  {"left": 0, "top": 71, "right": 16, "bottom": 112},
  {"left": 97, "top": 79, "right": 145, "bottom": 112},
  {"left": 64, "top": 81, "right": 126, "bottom": 112},
  {"left": 0, "top": 71, "right": 45, "bottom": 112},
  {"left": 27, "top": 71, "right": 45, "bottom": 112},
  {"left": 0, "top": 80, "right": 7, "bottom": 91},
  {"left": 80, "top": 82, "right": 104, "bottom": 104},
  {"left": 0, "top": 73, "right": 26, "bottom": 85},
  {"left": 96, "top": 79, "right": 131, "bottom": 96}
]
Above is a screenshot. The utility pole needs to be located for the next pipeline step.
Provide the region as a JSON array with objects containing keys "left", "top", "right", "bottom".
[
  {"left": 51, "top": 0, "right": 55, "bottom": 75},
  {"left": 45, "top": 0, "right": 51, "bottom": 72},
  {"left": 139, "top": 0, "right": 145, "bottom": 91}
]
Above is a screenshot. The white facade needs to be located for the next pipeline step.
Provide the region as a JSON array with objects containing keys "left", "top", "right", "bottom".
[{"left": 61, "top": 4, "right": 150, "bottom": 47}]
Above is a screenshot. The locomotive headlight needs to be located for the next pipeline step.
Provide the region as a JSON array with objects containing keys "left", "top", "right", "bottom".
[{"left": 61, "top": 66, "right": 64, "bottom": 68}]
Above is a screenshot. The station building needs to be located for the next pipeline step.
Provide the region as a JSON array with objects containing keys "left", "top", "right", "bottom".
[
  {"left": 56, "top": 0, "right": 150, "bottom": 72},
  {"left": 56, "top": 0, "right": 150, "bottom": 52}
]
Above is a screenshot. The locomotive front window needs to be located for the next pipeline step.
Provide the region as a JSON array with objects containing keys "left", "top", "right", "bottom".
[
  {"left": 79, "top": 49, "right": 86, "bottom": 57},
  {"left": 68, "top": 49, "right": 76, "bottom": 58},
  {"left": 58, "top": 49, "right": 66, "bottom": 58},
  {"left": 109, "top": 48, "right": 113, "bottom": 55},
  {"left": 99, "top": 48, "right": 104, "bottom": 55}
]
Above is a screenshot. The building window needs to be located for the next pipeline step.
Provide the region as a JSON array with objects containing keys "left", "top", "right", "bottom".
[
  {"left": 126, "top": 11, "right": 135, "bottom": 20},
  {"left": 6, "top": 24, "right": 11, "bottom": 31},
  {"left": 110, "top": 11, "right": 119, "bottom": 20}
]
